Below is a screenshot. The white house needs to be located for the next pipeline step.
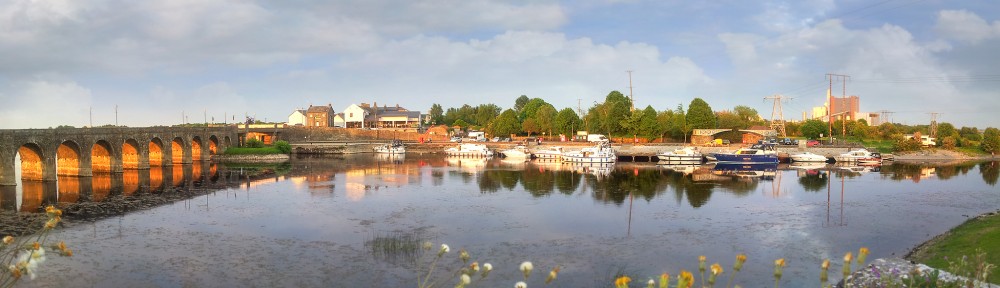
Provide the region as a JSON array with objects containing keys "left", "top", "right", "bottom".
[
  {"left": 332, "top": 113, "right": 346, "bottom": 128},
  {"left": 287, "top": 109, "right": 306, "bottom": 126},
  {"left": 342, "top": 104, "right": 369, "bottom": 128}
]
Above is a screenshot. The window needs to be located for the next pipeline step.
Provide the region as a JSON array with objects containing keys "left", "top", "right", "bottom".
[{"left": 350, "top": 113, "right": 353, "bottom": 117}]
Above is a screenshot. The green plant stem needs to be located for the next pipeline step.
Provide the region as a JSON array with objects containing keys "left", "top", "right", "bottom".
[
  {"left": 420, "top": 255, "right": 443, "bottom": 288},
  {"left": 774, "top": 278, "right": 779, "bottom": 288},
  {"left": 725, "top": 270, "right": 737, "bottom": 288}
]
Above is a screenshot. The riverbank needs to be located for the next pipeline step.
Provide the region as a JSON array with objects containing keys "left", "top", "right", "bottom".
[
  {"left": 214, "top": 154, "right": 290, "bottom": 163},
  {"left": 840, "top": 210, "right": 1000, "bottom": 286},
  {"left": 893, "top": 149, "right": 998, "bottom": 162}
]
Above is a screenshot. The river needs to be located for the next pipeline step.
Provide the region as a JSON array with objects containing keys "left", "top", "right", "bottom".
[{"left": 9, "top": 155, "right": 1000, "bottom": 287}]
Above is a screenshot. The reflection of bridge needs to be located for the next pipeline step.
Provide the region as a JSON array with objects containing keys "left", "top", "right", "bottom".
[{"left": 0, "top": 127, "right": 237, "bottom": 186}]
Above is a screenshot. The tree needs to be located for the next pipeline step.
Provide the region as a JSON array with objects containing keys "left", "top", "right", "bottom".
[
  {"left": 638, "top": 106, "right": 660, "bottom": 141},
  {"left": 620, "top": 111, "right": 643, "bottom": 137},
  {"left": 553, "top": 108, "right": 580, "bottom": 136},
  {"left": 799, "top": 119, "right": 827, "bottom": 139},
  {"left": 519, "top": 98, "right": 550, "bottom": 121},
  {"left": 514, "top": 95, "right": 530, "bottom": 113},
  {"left": 982, "top": 127, "right": 1000, "bottom": 154},
  {"left": 686, "top": 98, "right": 715, "bottom": 129},
  {"left": 669, "top": 104, "right": 688, "bottom": 142},
  {"left": 522, "top": 118, "right": 540, "bottom": 136},
  {"left": 715, "top": 111, "right": 743, "bottom": 129},
  {"left": 474, "top": 104, "right": 501, "bottom": 127},
  {"left": 487, "top": 109, "right": 521, "bottom": 137},
  {"left": 453, "top": 119, "right": 470, "bottom": 129},
  {"left": 429, "top": 104, "right": 444, "bottom": 125},
  {"left": 733, "top": 105, "right": 760, "bottom": 126},
  {"left": 535, "top": 104, "right": 557, "bottom": 136},
  {"left": 878, "top": 123, "right": 899, "bottom": 140}
]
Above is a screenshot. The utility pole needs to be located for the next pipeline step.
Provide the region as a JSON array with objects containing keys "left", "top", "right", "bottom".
[
  {"left": 114, "top": 105, "right": 118, "bottom": 126},
  {"left": 825, "top": 73, "right": 850, "bottom": 144},
  {"left": 626, "top": 70, "right": 635, "bottom": 112},
  {"left": 89, "top": 106, "right": 93, "bottom": 128},
  {"left": 929, "top": 112, "right": 941, "bottom": 138},
  {"left": 764, "top": 94, "right": 792, "bottom": 137}
]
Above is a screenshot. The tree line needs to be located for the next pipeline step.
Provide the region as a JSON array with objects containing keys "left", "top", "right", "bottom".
[{"left": 426, "top": 91, "right": 1000, "bottom": 153}]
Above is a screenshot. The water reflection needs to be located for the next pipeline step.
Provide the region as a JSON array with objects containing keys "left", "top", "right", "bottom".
[
  {"left": 0, "top": 163, "right": 229, "bottom": 212},
  {"left": 20, "top": 156, "right": 1000, "bottom": 288}
]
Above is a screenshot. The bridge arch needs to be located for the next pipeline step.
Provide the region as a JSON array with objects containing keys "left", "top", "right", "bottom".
[
  {"left": 17, "top": 143, "right": 46, "bottom": 181},
  {"left": 171, "top": 137, "right": 186, "bottom": 164},
  {"left": 92, "top": 140, "right": 114, "bottom": 173},
  {"left": 192, "top": 136, "right": 203, "bottom": 161},
  {"left": 149, "top": 138, "right": 165, "bottom": 166},
  {"left": 123, "top": 139, "right": 140, "bottom": 169},
  {"left": 208, "top": 135, "right": 219, "bottom": 155},
  {"left": 57, "top": 140, "right": 82, "bottom": 176}
]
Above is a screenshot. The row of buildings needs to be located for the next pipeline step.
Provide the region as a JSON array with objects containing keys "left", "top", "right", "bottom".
[{"left": 287, "top": 103, "right": 424, "bottom": 130}]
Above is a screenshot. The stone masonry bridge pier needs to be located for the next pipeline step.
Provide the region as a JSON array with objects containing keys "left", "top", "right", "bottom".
[{"left": 0, "top": 127, "right": 238, "bottom": 187}]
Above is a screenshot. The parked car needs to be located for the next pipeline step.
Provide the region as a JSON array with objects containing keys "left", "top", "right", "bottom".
[
  {"left": 450, "top": 136, "right": 462, "bottom": 142},
  {"left": 491, "top": 137, "right": 500, "bottom": 142},
  {"left": 806, "top": 140, "right": 820, "bottom": 147},
  {"left": 781, "top": 138, "right": 798, "bottom": 145}
]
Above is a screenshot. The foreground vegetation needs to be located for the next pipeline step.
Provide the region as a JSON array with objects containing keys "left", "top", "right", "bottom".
[
  {"left": 404, "top": 240, "right": 994, "bottom": 288},
  {"left": 909, "top": 212, "right": 1000, "bottom": 283}
]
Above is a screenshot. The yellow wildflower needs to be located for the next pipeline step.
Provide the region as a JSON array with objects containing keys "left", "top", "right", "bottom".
[
  {"left": 678, "top": 270, "right": 694, "bottom": 288},
  {"left": 32, "top": 242, "right": 40, "bottom": 250},
  {"left": 2, "top": 236, "right": 12, "bottom": 245},
  {"left": 710, "top": 263, "right": 723, "bottom": 275},
  {"left": 658, "top": 273, "right": 670, "bottom": 288},
  {"left": 545, "top": 266, "right": 560, "bottom": 284},
  {"left": 698, "top": 255, "right": 707, "bottom": 272},
  {"left": 614, "top": 275, "right": 632, "bottom": 288},
  {"left": 734, "top": 253, "right": 747, "bottom": 271},
  {"left": 843, "top": 252, "right": 853, "bottom": 263}
]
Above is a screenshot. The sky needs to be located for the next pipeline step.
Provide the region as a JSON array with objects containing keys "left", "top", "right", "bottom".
[{"left": 1, "top": 0, "right": 999, "bottom": 129}]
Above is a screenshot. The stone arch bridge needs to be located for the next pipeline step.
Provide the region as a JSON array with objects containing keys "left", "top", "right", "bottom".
[{"left": 0, "top": 127, "right": 237, "bottom": 186}]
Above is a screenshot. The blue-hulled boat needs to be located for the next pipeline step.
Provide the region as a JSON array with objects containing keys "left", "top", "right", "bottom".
[{"left": 713, "top": 144, "right": 778, "bottom": 163}]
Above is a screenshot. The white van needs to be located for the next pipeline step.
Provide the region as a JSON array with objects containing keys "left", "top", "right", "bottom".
[{"left": 586, "top": 134, "right": 608, "bottom": 142}]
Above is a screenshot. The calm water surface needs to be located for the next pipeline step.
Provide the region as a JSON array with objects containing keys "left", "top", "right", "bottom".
[{"left": 14, "top": 155, "right": 1000, "bottom": 287}]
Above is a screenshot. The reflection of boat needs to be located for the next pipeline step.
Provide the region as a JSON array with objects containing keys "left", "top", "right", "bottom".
[
  {"left": 659, "top": 164, "right": 702, "bottom": 175},
  {"left": 500, "top": 145, "right": 530, "bottom": 159},
  {"left": 656, "top": 147, "right": 703, "bottom": 163},
  {"left": 713, "top": 162, "right": 778, "bottom": 179},
  {"left": 789, "top": 162, "right": 827, "bottom": 170},
  {"left": 836, "top": 164, "right": 876, "bottom": 174},
  {"left": 445, "top": 144, "right": 493, "bottom": 157},
  {"left": 374, "top": 153, "right": 405, "bottom": 163},
  {"left": 713, "top": 144, "right": 778, "bottom": 163},
  {"left": 834, "top": 149, "right": 881, "bottom": 164},
  {"left": 790, "top": 152, "right": 828, "bottom": 162},
  {"left": 374, "top": 139, "right": 406, "bottom": 154},
  {"left": 531, "top": 146, "right": 564, "bottom": 160},
  {"left": 446, "top": 157, "right": 489, "bottom": 171},
  {"left": 562, "top": 140, "right": 616, "bottom": 163},
  {"left": 568, "top": 162, "right": 614, "bottom": 177}
]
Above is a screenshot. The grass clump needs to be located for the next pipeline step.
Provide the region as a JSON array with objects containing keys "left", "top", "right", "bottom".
[{"left": 908, "top": 211, "right": 1000, "bottom": 283}]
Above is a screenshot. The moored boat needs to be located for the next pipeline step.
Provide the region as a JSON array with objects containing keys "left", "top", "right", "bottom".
[
  {"left": 834, "top": 149, "right": 881, "bottom": 164},
  {"left": 656, "top": 147, "right": 703, "bottom": 163},
  {"left": 374, "top": 139, "right": 406, "bottom": 154},
  {"left": 789, "top": 151, "right": 828, "bottom": 162},
  {"left": 562, "top": 140, "right": 616, "bottom": 163},
  {"left": 713, "top": 144, "right": 778, "bottom": 163},
  {"left": 500, "top": 145, "right": 530, "bottom": 159},
  {"left": 445, "top": 143, "right": 493, "bottom": 157},
  {"left": 531, "top": 146, "right": 564, "bottom": 160}
]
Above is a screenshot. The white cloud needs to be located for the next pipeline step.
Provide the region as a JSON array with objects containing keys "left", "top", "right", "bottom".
[
  {"left": 934, "top": 10, "right": 1000, "bottom": 44},
  {"left": 0, "top": 78, "right": 92, "bottom": 129}
]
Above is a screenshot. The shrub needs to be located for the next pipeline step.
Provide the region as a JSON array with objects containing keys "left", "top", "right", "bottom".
[
  {"left": 273, "top": 140, "right": 291, "bottom": 154},
  {"left": 245, "top": 138, "right": 265, "bottom": 148}
]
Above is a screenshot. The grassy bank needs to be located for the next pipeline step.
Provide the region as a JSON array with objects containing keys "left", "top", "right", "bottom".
[
  {"left": 224, "top": 147, "right": 284, "bottom": 155},
  {"left": 908, "top": 211, "right": 1000, "bottom": 283}
]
